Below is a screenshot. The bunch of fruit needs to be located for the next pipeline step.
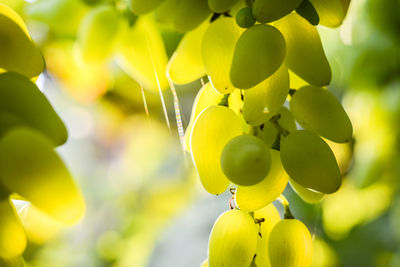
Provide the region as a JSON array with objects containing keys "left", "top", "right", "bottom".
[{"left": 0, "top": 3, "right": 84, "bottom": 263}]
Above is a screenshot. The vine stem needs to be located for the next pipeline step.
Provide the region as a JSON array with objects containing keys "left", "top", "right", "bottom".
[{"left": 278, "top": 194, "right": 295, "bottom": 219}]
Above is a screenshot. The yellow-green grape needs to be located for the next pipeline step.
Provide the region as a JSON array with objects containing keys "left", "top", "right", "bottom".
[
  {"left": 167, "top": 21, "right": 208, "bottom": 84},
  {"left": 0, "top": 72, "right": 68, "bottom": 146},
  {"left": 236, "top": 150, "right": 288, "bottom": 211},
  {"left": 230, "top": 24, "right": 286, "bottom": 89},
  {"left": 243, "top": 64, "right": 289, "bottom": 126},
  {"left": 208, "top": 0, "right": 238, "bottom": 13},
  {"left": 253, "top": 204, "right": 281, "bottom": 267},
  {"left": 277, "top": 107, "right": 297, "bottom": 133},
  {"left": 202, "top": 17, "right": 243, "bottom": 94},
  {"left": 200, "top": 259, "right": 208, "bottom": 267},
  {"left": 129, "top": 0, "right": 166, "bottom": 14},
  {"left": 190, "top": 106, "right": 242, "bottom": 194},
  {"left": 221, "top": 135, "right": 271, "bottom": 186},
  {"left": 289, "top": 178, "right": 325, "bottom": 203},
  {"left": 184, "top": 82, "right": 223, "bottom": 152},
  {"left": 309, "top": 0, "right": 350, "bottom": 28},
  {"left": 296, "top": 0, "right": 319, "bottom": 26},
  {"left": 252, "top": 0, "right": 302, "bottom": 23},
  {"left": 208, "top": 209, "right": 258, "bottom": 267},
  {"left": 0, "top": 198, "right": 26, "bottom": 258},
  {"left": 281, "top": 130, "right": 341, "bottom": 194},
  {"left": 0, "top": 128, "right": 85, "bottom": 224},
  {"left": 274, "top": 13, "right": 331, "bottom": 87},
  {"left": 268, "top": 219, "right": 313, "bottom": 267},
  {"left": 289, "top": 86, "right": 353, "bottom": 143},
  {"left": 0, "top": 113, "right": 24, "bottom": 139},
  {"left": 0, "top": 4, "right": 44, "bottom": 78},
  {"left": 0, "top": 256, "right": 24, "bottom": 267},
  {"left": 77, "top": 5, "right": 120, "bottom": 62},
  {"left": 235, "top": 7, "right": 255, "bottom": 28},
  {"left": 117, "top": 16, "right": 169, "bottom": 93},
  {"left": 255, "top": 122, "right": 278, "bottom": 148}
]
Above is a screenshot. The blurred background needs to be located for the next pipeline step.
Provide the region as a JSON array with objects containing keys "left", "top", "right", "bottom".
[{"left": 3, "top": 0, "right": 400, "bottom": 266}]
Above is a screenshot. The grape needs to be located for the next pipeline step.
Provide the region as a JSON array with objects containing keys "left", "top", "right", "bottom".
[
  {"left": 296, "top": 0, "right": 319, "bottom": 26},
  {"left": 281, "top": 130, "right": 342, "bottom": 194},
  {"left": 0, "top": 113, "right": 24, "bottom": 139},
  {"left": 255, "top": 122, "right": 279, "bottom": 148},
  {"left": 235, "top": 7, "right": 255, "bottom": 28},
  {"left": 0, "top": 4, "right": 44, "bottom": 78},
  {"left": 117, "top": 16, "right": 169, "bottom": 93},
  {"left": 0, "top": 128, "right": 85, "bottom": 224},
  {"left": 230, "top": 24, "right": 286, "bottom": 89},
  {"left": 77, "top": 5, "right": 120, "bottom": 62},
  {"left": 202, "top": 17, "right": 243, "bottom": 94},
  {"left": 184, "top": 82, "right": 223, "bottom": 152},
  {"left": 0, "top": 256, "right": 24, "bottom": 267},
  {"left": 252, "top": 0, "right": 302, "bottom": 23},
  {"left": 274, "top": 13, "right": 331, "bottom": 87},
  {"left": 208, "top": 209, "right": 258, "bottom": 267},
  {"left": 190, "top": 106, "right": 242, "bottom": 194},
  {"left": 276, "top": 107, "right": 297, "bottom": 133},
  {"left": 129, "top": 0, "right": 166, "bottom": 14},
  {"left": 268, "top": 219, "right": 313, "bottom": 267},
  {"left": 167, "top": 21, "right": 208, "bottom": 85},
  {"left": 0, "top": 72, "right": 68, "bottom": 146},
  {"left": 154, "top": 0, "right": 211, "bottom": 33},
  {"left": 289, "top": 86, "right": 353, "bottom": 143},
  {"left": 235, "top": 150, "right": 288, "bottom": 211},
  {"left": 309, "top": 0, "right": 350, "bottom": 28},
  {"left": 253, "top": 204, "right": 281, "bottom": 267},
  {"left": 0, "top": 198, "right": 26, "bottom": 258},
  {"left": 200, "top": 259, "right": 208, "bottom": 267},
  {"left": 289, "top": 178, "right": 325, "bottom": 204},
  {"left": 221, "top": 135, "right": 271, "bottom": 186},
  {"left": 243, "top": 64, "right": 289, "bottom": 126},
  {"left": 208, "top": 0, "right": 238, "bottom": 13}
]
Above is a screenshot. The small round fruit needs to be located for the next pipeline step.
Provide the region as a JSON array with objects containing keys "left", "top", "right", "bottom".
[
  {"left": 236, "top": 7, "right": 255, "bottom": 28},
  {"left": 221, "top": 135, "right": 271, "bottom": 186}
]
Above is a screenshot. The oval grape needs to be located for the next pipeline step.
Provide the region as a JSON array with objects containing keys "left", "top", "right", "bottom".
[
  {"left": 208, "top": 0, "right": 238, "bottom": 13},
  {"left": 252, "top": 0, "right": 302, "bottom": 23},
  {"left": 129, "top": 0, "right": 166, "bottom": 14},
  {"left": 236, "top": 7, "right": 255, "bottom": 28}
]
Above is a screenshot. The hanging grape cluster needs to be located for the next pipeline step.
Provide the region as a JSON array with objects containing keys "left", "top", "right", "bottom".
[{"left": 0, "top": 3, "right": 84, "bottom": 262}]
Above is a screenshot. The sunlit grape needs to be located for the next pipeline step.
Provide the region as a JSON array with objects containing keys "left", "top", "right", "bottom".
[
  {"left": 289, "top": 178, "right": 325, "bottom": 204},
  {"left": 129, "top": 0, "right": 166, "bottom": 14},
  {"left": 309, "top": 0, "right": 350, "bottom": 28},
  {"left": 235, "top": 7, "right": 255, "bottom": 28},
  {"left": 252, "top": 0, "right": 302, "bottom": 23},
  {"left": 208, "top": 0, "right": 238, "bottom": 13}
]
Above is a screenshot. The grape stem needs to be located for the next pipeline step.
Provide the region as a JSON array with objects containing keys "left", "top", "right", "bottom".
[{"left": 278, "top": 194, "right": 295, "bottom": 219}]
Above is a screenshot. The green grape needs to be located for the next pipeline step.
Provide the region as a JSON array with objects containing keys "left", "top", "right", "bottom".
[
  {"left": 289, "top": 86, "right": 353, "bottom": 143},
  {"left": 268, "top": 219, "right": 313, "bottom": 267},
  {"left": 208, "top": 0, "right": 238, "bottom": 13},
  {"left": 280, "top": 130, "right": 342, "bottom": 194},
  {"left": 309, "top": 0, "right": 350, "bottom": 28},
  {"left": 0, "top": 198, "right": 26, "bottom": 259},
  {"left": 235, "top": 7, "right": 255, "bottom": 28},
  {"left": 274, "top": 13, "right": 331, "bottom": 87},
  {"left": 190, "top": 106, "right": 242, "bottom": 194},
  {"left": 202, "top": 17, "right": 243, "bottom": 94},
  {"left": 77, "top": 5, "right": 120, "bottom": 62},
  {"left": 208, "top": 209, "right": 258, "bottom": 267},
  {"left": 289, "top": 178, "right": 325, "bottom": 203},
  {"left": 155, "top": 0, "right": 211, "bottom": 33},
  {"left": 253, "top": 204, "right": 281, "bottom": 267},
  {"left": 0, "top": 128, "right": 85, "bottom": 224},
  {"left": 167, "top": 21, "right": 208, "bottom": 85},
  {"left": 235, "top": 150, "right": 288, "bottom": 211},
  {"left": 276, "top": 107, "right": 297, "bottom": 133},
  {"left": 230, "top": 24, "right": 286, "bottom": 89},
  {"left": 0, "top": 113, "right": 24, "bottom": 139},
  {"left": 243, "top": 64, "right": 289, "bottom": 126},
  {"left": 0, "top": 256, "right": 24, "bottom": 267},
  {"left": 184, "top": 82, "right": 223, "bottom": 152},
  {"left": 0, "top": 72, "right": 67, "bottom": 146},
  {"left": 255, "top": 122, "right": 278, "bottom": 148},
  {"left": 117, "top": 16, "right": 169, "bottom": 93},
  {"left": 296, "top": 0, "right": 319, "bottom": 25},
  {"left": 221, "top": 135, "right": 271, "bottom": 186},
  {"left": 129, "top": 0, "right": 166, "bottom": 14},
  {"left": 0, "top": 4, "right": 44, "bottom": 78},
  {"left": 252, "top": 0, "right": 302, "bottom": 23}
]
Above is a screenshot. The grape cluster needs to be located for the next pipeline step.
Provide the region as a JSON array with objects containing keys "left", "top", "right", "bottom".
[{"left": 0, "top": 4, "right": 84, "bottom": 261}]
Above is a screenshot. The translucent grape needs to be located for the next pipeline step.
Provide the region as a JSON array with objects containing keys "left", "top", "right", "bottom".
[
  {"left": 235, "top": 150, "right": 288, "bottom": 211},
  {"left": 230, "top": 24, "right": 286, "bottom": 89},
  {"left": 252, "top": 0, "right": 302, "bottom": 23},
  {"left": 208, "top": 0, "right": 238, "bottom": 13},
  {"left": 208, "top": 209, "right": 258, "bottom": 267},
  {"left": 221, "top": 135, "right": 271, "bottom": 186},
  {"left": 190, "top": 106, "right": 242, "bottom": 194},
  {"left": 129, "top": 0, "right": 166, "bottom": 14},
  {"left": 296, "top": 0, "right": 319, "bottom": 26},
  {"left": 309, "top": 0, "right": 350, "bottom": 28},
  {"left": 281, "top": 130, "right": 342, "bottom": 194},
  {"left": 274, "top": 13, "right": 331, "bottom": 87},
  {"left": 235, "top": 7, "right": 255, "bottom": 28},
  {"left": 268, "top": 219, "right": 313, "bottom": 267},
  {"left": 289, "top": 178, "right": 325, "bottom": 204},
  {"left": 289, "top": 86, "right": 353, "bottom": 143}
]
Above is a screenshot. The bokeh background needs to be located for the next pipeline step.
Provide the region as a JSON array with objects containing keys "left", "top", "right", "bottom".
[{"left": 3, "top": 0, "right": 400, "bottom": 266}]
